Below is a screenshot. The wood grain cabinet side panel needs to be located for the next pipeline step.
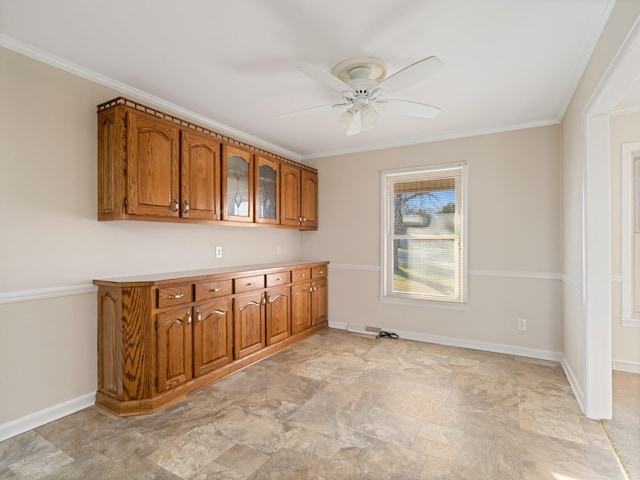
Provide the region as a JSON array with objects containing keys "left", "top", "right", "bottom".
[
  {"left": 97, "top": 287, "right": 123, "bottom": 399},
  {"left": 120, "top": 287, "right": 154, "bottom": 401},
  {"left": 97, "top": 106, "right": 126, "bottom": 220}
]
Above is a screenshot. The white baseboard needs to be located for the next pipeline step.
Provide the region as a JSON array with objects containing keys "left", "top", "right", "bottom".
[
  {"left": 561, "top": 355, "right": 586, "bottom": 414},
  {"left": 329, "top": 321, "right": 562, "bottom": 362},
  {"left": 613, "top": 359, "right": 640, "bottom": 374},
  {"left": 0, "top": 392, "right": 95, "bottom": 442}
]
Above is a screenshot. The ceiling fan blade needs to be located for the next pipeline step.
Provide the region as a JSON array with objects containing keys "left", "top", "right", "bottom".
[
  {"left": 346, "top": 110, "right": 362, "bottom": 136},
  {"left": 297, "top": 64, "right": 355, "bottom": 93},
  {"left": 278, "top": 103, "right": 347, "bottom": 118},
  {"left": 383, "top": 99, "right": 441, "bottom": 118},
  {"left": 375, "top": 56, "right": 444, "bottom": 96}
]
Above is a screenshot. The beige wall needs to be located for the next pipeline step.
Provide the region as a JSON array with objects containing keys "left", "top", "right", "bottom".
[
  {"left": 0, "top": 47, "right": 301, "bottom": 425},
  {"left": 561, "top": 0, "right": 640, "bottom": 404},
  {"left": 303, "top": 125, "right": 564, "bottom": 352},
  {"left": 610, "top": 112, "right": 640, "bottom": 368}
]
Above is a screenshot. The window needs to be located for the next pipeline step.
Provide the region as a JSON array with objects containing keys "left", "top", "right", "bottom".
[
  {"left": 381, "top": 163, "right": 467, "bottom": 304},
  {"left": 621, "top": 143, "right": 640, "bottom": 327}
]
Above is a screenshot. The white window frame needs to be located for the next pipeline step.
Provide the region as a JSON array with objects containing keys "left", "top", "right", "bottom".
[
  {"left": 380, "top": 162, "right": 468, "bottom": 306},
  {"left": 621, "top": 142, "right": 640, "bottom": 327}
]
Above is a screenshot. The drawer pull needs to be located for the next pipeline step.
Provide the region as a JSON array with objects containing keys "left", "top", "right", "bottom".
[
  {"left": 320, "top": 270, "right": 324, "bottom": 274},
  {"left": 275, "top": 277, "right": 280, "bottom": 281},
  {"left": 210, "top": 287, "right": 221, "bottom": 292},
  {"left": 246, "top": 282, "right": 254, "bottom": 286},
  {"left": 300, "top": 274, "right": 305, "bottom": 277},
  {"left": 168, "top": 293, "right": 184, "bottom": 299}
]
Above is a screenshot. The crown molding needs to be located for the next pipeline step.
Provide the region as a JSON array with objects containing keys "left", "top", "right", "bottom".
[{"left": 0, "top": 35, "right": 302, "bottom": 163}]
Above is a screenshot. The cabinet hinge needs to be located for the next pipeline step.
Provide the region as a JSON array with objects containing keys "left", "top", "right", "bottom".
[
  {"left": 155, "top": 377, "right": 158, "bottom": 387},
  {"left": 123, "top": 197, "right": 129, "bottom": 208},
  {"left": 124, "top": 117, "right": 128, "bottom": 129}
]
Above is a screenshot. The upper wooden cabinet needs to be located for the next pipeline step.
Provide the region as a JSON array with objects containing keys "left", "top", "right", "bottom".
[
  {"left": 281, "top": 164, "right": 318, "bottom": 230},
  {"left": 222, "top": 144, "right": 254, "bottom": 223},
  {"left": 181, "top": 130, "right": 221, "bottom": 220},
  {"left": 255, "top": 155, "right": 280, "bottom": 225},
  {"left": 97, "top": 97, "right": 317, "bottom": 229}
]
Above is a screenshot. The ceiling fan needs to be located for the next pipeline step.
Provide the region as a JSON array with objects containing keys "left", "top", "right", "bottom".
[{"left": 280, "top": 56, "right": 444, "bottom": 136}]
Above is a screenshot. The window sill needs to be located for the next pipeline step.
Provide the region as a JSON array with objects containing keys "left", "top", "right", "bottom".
[{"left": 379, "top": 295, "right": 469, "bottom": 310}]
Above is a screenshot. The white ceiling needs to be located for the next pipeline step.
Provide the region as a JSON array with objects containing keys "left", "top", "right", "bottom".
[{"left": 0, "top": 0, "right": 622, "bottom": 160}]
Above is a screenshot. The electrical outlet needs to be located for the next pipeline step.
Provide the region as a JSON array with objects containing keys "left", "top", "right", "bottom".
[
  {"left": 215, "top": 246, "right": 223, "bottom": 258},
  {"left": 517, "top": 318, "right": 527, "bottom": 331}
]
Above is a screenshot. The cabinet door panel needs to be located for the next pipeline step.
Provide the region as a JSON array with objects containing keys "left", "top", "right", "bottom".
[
  {"left": 156, "top": 308, "right": 192, "bottom": 393},
  {"left": 280, "top": 163, "right": 301, "bottom": 226},
  {"left": 266, "top": 286, "right": 290, "bottom": 345},
  {"left": 311, "top": 278, "right": 328, "bottom": 326},
  {"left": 193, "top": 298, "right": 233, "bottom": 377},
  {"left": 222, "top": 145, "right": 254, "bottom": 222},
  {"left": 127, "top": 110, "right": 180, "bottom": 217},
  {"left": 181, "top": 130, "right": 221, "bottom": 220},
  {"left": 255, "top": 155, "right": 280, "bottom": 224},
  {"left": 291, "top": 283, "right": 311, "bottom": 334},
  {"left": 301, "top": 170, "right": 318, "bottom": 229},
  {"left": 234, "top": 292, "right": 265, "bottom": 358}
]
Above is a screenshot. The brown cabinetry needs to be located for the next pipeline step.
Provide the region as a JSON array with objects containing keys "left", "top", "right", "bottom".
[
  {"left": 98, "top": 104, "right": 221, "bottom": 221},
  {"left": 95, "top": 261, "right": 328, "bottom": 416},
  {"left": 97, "top": 97, "right": 318, "bottom": 229},
  {"left": 280, "top": 164, "right": 318, "bottom": 230}
]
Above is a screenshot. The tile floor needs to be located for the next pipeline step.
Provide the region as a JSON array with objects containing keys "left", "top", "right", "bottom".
[{"left": 0, "top": 329, "right": 627, "bottom": 479}]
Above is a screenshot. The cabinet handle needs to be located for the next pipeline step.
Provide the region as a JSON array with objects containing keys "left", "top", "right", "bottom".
[
  {"left": 246, "top": 282, "right": 254, "bottom": 286},
  {"left": 187, "top": 310, "right": 192, "bottom": 323},
  {"left": 173, "top": 199, "right": 179, "bottom": 212},
  {"left": 275, "top": 277, "right": 280, "bottom": 281},
  {"left": 319, "top": 270, "right": 324, "bottom": 274},
  {"left": 298, "top": 216, "right": 303, "bottom": 223},
  {"left": 262, "top": 296, "right": 267, "bottom": 305},
  {"left": 197, "top": 310, "right": 202, "bottom": 321},
  {"left": 302, "top": 217, "right": 307, "bottom": 222},
  {"left": 184, "top": 201, "right": 189, "bottom": 216},
  {"left": 168, "top": 293, "right": 184, "bottom": 299},
  {"left": 300, "top": 274, "right": 305, "bottom": 278},
  {"left": 210, "top": 287, "right": 221, "bottom": 292}
]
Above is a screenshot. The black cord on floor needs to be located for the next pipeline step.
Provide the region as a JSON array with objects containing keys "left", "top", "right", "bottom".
[{"left": 377, "top": 330, "right": 399, "bottom": 339}]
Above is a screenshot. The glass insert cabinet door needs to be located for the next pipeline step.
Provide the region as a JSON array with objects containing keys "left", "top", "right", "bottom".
[
  {"left": 222, "top": 145, "right": 254, "bottom": 222},
  {"left": 255, "top": 155, "right": 279, "bottom": 224}
]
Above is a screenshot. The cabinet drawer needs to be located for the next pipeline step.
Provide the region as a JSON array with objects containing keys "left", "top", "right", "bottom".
[
  {"left": 156, "top": 284, "right": 192, "bottom": 308},
  {"left": 267, "top": 272, "right": 289, "bottom": 287},
  {"left": 195, "top": 279, "right": 232, "bottom": 301},
  {"left": 291, "top": 268, "right": 311, "bottom": 283},
  {"left": 234, "top": 275, "right": 265, "bottom": 293},
  {"left": 312, "top": 266, "right": 327, "bottom": 278}
]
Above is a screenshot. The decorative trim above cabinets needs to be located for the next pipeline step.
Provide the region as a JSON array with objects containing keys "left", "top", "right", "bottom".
[{"left": 97, "top": 97, "right": 318, "bottom": 230}]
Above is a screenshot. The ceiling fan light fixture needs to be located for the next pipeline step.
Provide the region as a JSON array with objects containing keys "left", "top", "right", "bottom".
[
  {"left": 361, "top": 104, "right": 378, "bottom": 130},
  {"left": 338, "top": 109, "right": 354, "bottom": 128}
]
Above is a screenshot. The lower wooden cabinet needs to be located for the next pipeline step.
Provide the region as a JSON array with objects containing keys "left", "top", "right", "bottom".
[
  {"left": 266, "top": 286, "right": 290, "bottom": 345},
  {"left": 193, "top": 298, "right": 233, "bottom": 377},
  {"left": 94, "top": 261, "right": 328, "bottom": 416},
  {"left": 234, "top": 290, "right": 266, "bottom": 359},
  {"left": 156, "top": 307, "right": 193, "bottom": 393}
]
